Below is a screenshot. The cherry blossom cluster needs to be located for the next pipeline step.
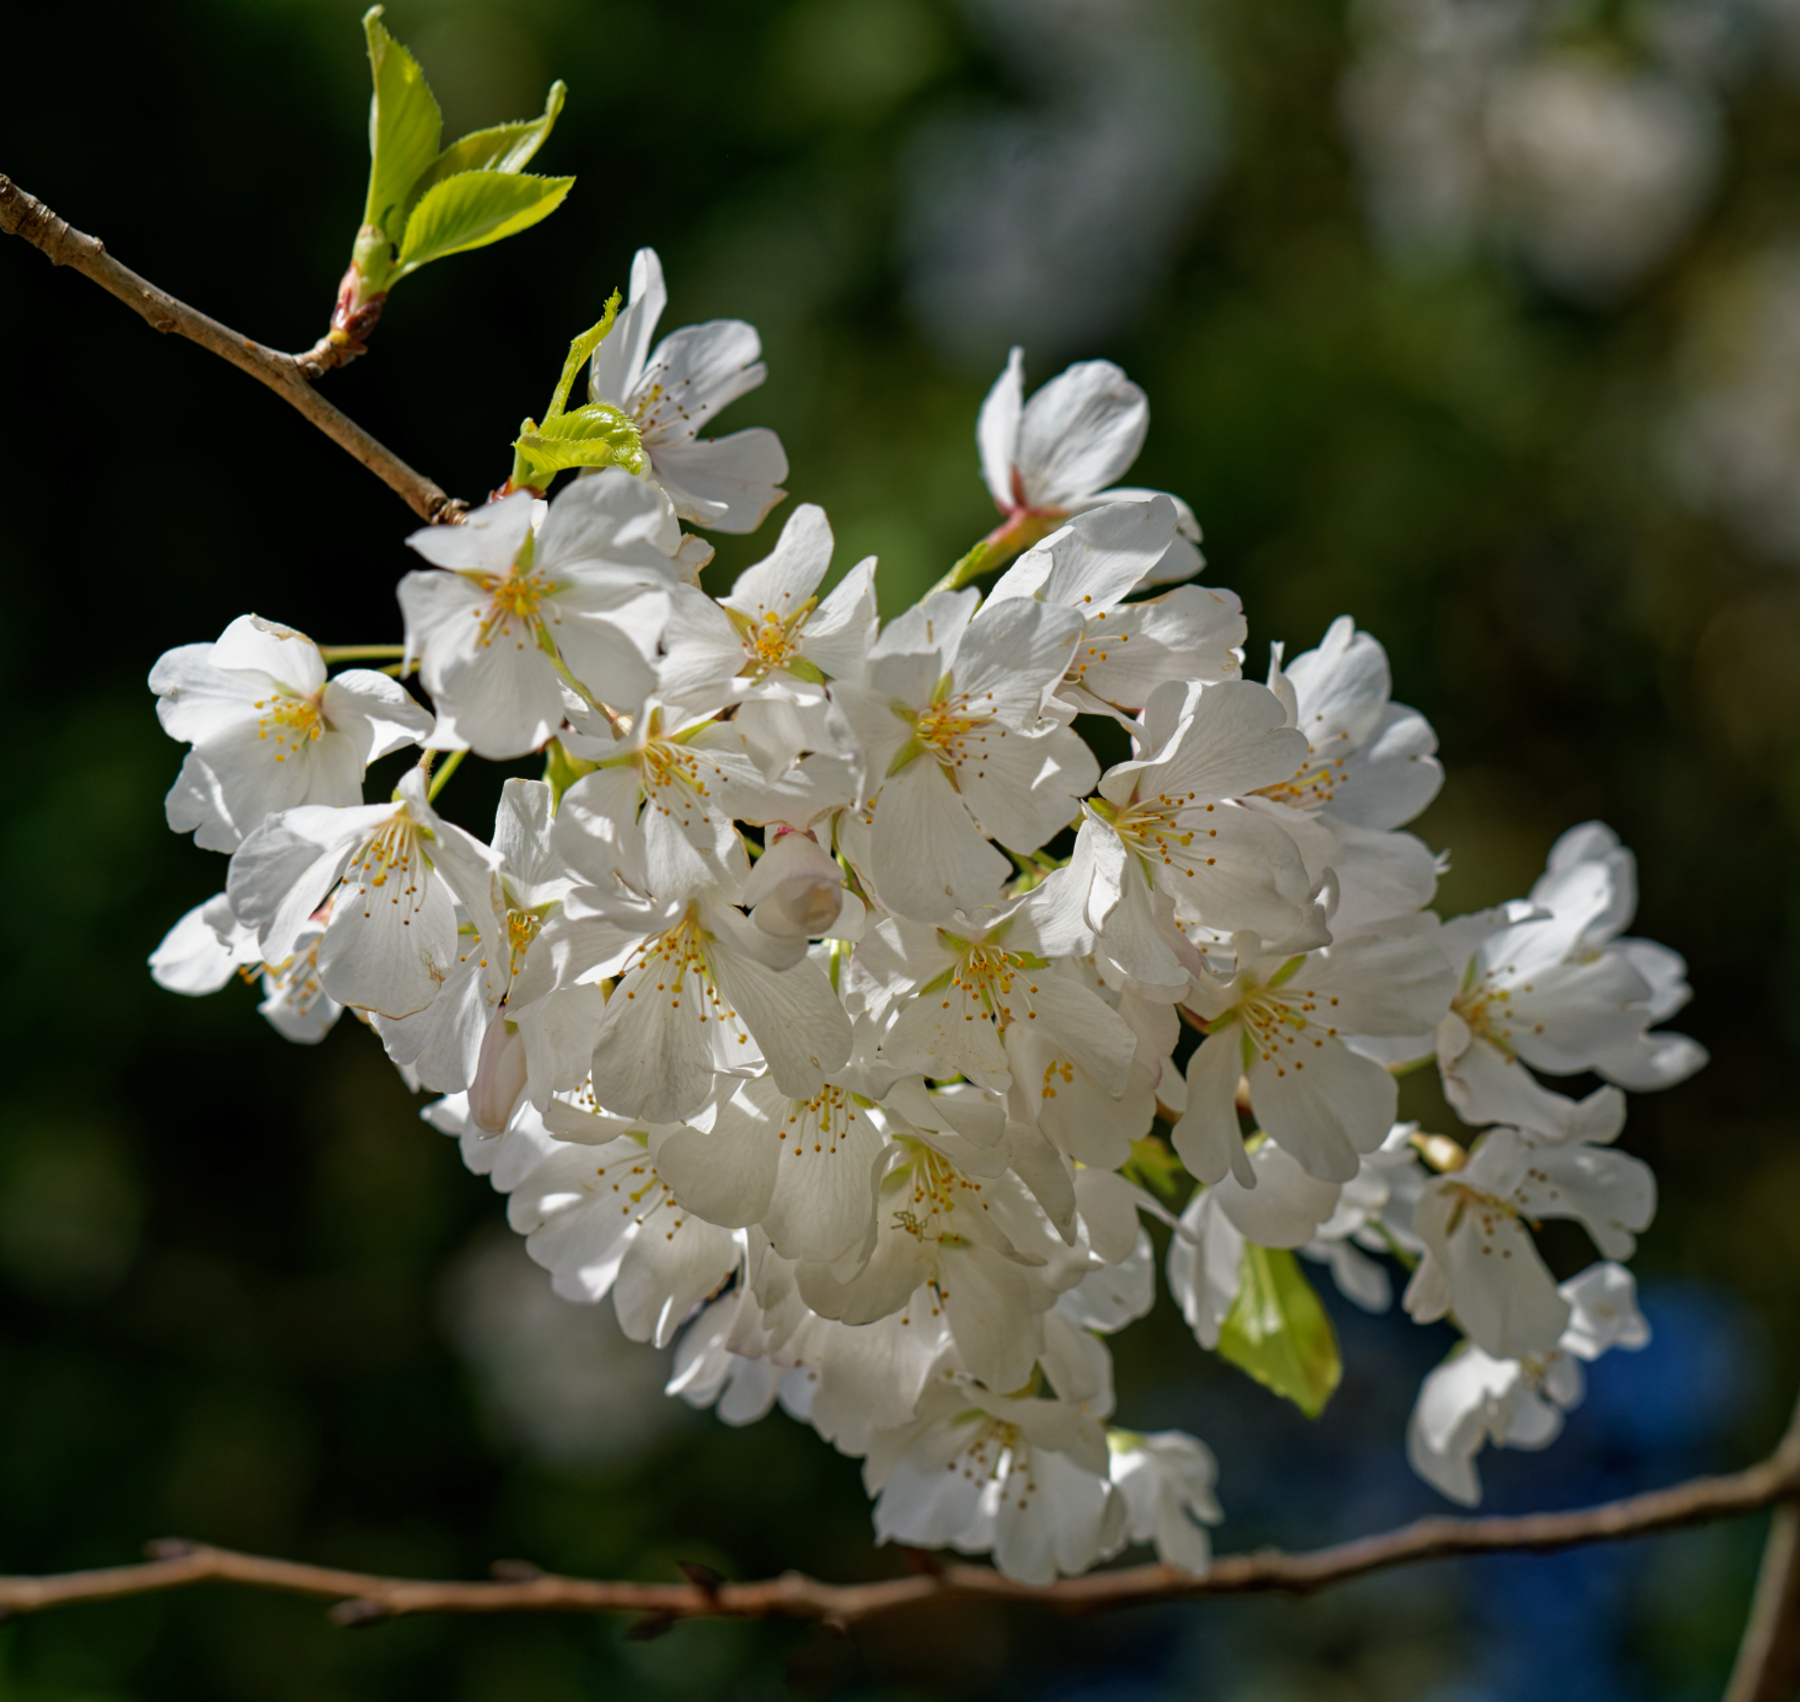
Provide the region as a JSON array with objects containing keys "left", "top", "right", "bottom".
[{"left": 147, "top": 248, "right": 1704, "bottom": 1584}]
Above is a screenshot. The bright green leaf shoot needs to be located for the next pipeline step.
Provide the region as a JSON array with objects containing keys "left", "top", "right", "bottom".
[
  {"left": 545, "top": 295, "right": 622, "bottom": 423},
  {"left": 404, "top": 80, "right": 569, "bottom": 226},
  {"left": 361, "top": 7, "right": 443, "bottom": 238},
  {"left": 395, "top": 171, "right": 576, "bottom": 278},
  {"left": 1216, "top": 1244, "right": 1342, "bottom": 1419},
  {"left": 512, "top": 405, "right": 648, "bottom": 484}
]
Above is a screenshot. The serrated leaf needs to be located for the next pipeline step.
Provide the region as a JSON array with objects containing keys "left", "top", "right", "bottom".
[
  {"left": 404, "top": 80, "right": 568, "bottom": 225},
  {"left": 1217, "top": 1244, "right": 1341, "bottom": 1418},
  {"left": 512, "top": 403, "right": 647, "bottom": 482},
  {"left": 362, "top": 7, "right": 443, "bottom": 238},
  {"left": 395, "top": 171, "right": 576, "bottom": 277},
  {"left": 545, "top": 296, "right": 622, "bottom": 424}
]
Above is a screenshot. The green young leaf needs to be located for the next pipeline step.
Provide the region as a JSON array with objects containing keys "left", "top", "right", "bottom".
[
  {"left": 361, "top": 7, "right": 443, "bottom": 238},
  {"left": 404, "top": 79, "right": 568, "bottom": 224},
  {"left": 544, "top": 295, "right": 622, "bottom": 424},
  {"left": 1216, "top": 1244, "right": 1342, "bottom": 1419},
  {"left": 395, "top": 170, "right": 576, "bottom": 277},
  {"left": 511, "top": 403, "right": 648, "bottom": 484}
]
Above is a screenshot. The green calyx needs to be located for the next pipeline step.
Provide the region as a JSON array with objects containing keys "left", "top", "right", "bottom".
[{"left": 510, "top": 294, "right": 649, "bottom": 494}]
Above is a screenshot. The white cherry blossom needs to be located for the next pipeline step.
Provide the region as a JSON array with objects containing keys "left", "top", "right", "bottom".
[
  {"left": 1174, "top": 923, "right": 1456, "bottom": 1186},
  {"left": 225, "top": 767, "right": 503, "bottom": 1020},
  {"left": 986, "top": 498, "right": 1245, "bottom": 719},
  {"left": 1407, "top": 1263, "right": 1650, "bottom": 1506},
  {"left": 398, "top": 472, "right": 683, "bottom": 759},
  {"left": 835, "top": 590, "right": 1096, "bottom": 923},
  {"left": 587, "top": 247, "right": 788, "bottom": 532},
  {"left": 978, "top": 348, "right": 1203, "bottom": 583},
  {"left": 152, "top": 615, "right": 430, "bottom": 853}
]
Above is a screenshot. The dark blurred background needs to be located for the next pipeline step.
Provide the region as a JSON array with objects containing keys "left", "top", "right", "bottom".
[{"left": 2, "top": 0, "right": 1797, "bottom": 1696}]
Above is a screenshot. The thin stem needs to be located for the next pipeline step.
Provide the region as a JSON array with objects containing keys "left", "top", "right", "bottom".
[
  {"left": 0, "top": 175, "right": 464, "bottom": 524},
  {"left": 926, "top": 510, "right": 1062, "bottom": 598},
  {"left": 1, "top": 1403, "right": 1796, "bottom": 1630},
  {"left": 427, "top": 750, "right": 465, "bottom": 803},
  {"left": 320, "top": 645, "right": 408, "bottom": 662},
  {"left": 1726, "top": 1390, "right": 1800, "bottom": 1702}
]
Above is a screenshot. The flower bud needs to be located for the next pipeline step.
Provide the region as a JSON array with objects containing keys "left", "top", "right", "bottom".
[
  {"left": 743, "top": 830, "right": 845, "bottom": 939},
  {"left": 470, "top": 1009, "right": 528, "bottom": 1134}
]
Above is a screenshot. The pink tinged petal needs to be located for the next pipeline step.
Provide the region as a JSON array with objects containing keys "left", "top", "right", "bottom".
[
  {"left": 1248, "top": 1033, "right": 1397, "bottom": 1184},
  {"left": 868, "top": 757, "right": 1010, "bottom": 924},
  {"left": 589, "top": 247, "right": 668, "bottom": 408},
  {"left": 651, "top": 429, "right": 789, "bottom": 533},
  {"left": 978, "top": 346, "right": 1026, "bottom": 511},
  {"left": 469, "top": 1011, "right": 530, "bottom": 1132},
  {"left": 1016, "top": 360, "right": 1149, "bottom": 507},
  {"left": 1171, "top": 1027, "right": 1253, "bottom": 1187}
]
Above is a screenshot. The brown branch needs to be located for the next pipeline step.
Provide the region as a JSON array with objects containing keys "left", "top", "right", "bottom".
[
  {"left": 4, "top": 1400, "right": 1798, "bottom": 1633},
  {"left": 0, "top": 174, "right": 464, "bottom": 524},
  {"left": 1726, "top": 1500, "right": 1800, "bottom": 1702}
]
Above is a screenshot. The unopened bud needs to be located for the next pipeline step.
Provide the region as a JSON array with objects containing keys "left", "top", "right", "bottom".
[
  {"left": 743, "top": 830, "right": 845, "bottom": 939},
  {"left": 470, "top": 1009, "right": 528, "bottom": 1133}
]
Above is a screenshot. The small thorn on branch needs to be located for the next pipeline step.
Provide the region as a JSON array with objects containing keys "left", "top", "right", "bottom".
[
  {"left": 677, "top": 1561, "right": 726, "bottom": 1594},
  {"left": 489, "top": 1559, "right": 545, "bottom": 1582}
]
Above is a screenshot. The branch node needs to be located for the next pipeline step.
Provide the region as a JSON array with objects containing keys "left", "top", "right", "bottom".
[
  {"left": 145, "top": 1538, "right": 200, "bottom": 1562},
  {"left": 330, "top": 1597, "right": 394, "bottom": 1629},
  {"left": 677, "top": 1561, "right": 726, "bottom": 1595},
  {"left": 489, "top": 1559, "right": 544, "bottom": 1582}
]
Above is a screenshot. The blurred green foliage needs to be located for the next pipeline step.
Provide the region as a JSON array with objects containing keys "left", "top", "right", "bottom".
[{"left": 1, "top": 0, "right": 1796, "bottom": 1695}]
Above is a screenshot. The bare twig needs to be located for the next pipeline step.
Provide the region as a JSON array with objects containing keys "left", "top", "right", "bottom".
[
  {"left": 1727, "top": 1499, "right": 1800, "bottom": 1702},
  {"left": 2, "top": 1402, "right": 1797, "bottom": 1632},
  {"left": 0, "top": 175, "right": 464, "bottom": 524}
]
